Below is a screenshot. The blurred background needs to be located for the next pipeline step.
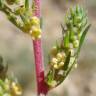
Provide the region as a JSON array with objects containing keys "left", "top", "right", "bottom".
[{"left": 0, "top": 0, "right": 96, "bottom": 96}]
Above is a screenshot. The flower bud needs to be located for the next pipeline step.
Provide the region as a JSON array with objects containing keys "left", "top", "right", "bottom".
[
  {"left": 53, "top": 64, "right": 59, "bottom": 69},
  {"left": 70, "top": 35, "right": 77, "bottom": 42},
  {"left": 76, "top": 16, "right": 82, "bottom": 22},
  {"left": 77, "top": 23, "right": 82, "bottom": 28},
  {"left": 11, "top": 82, "right": 22, "bottom": 95},
  {"left": 56, "top": 53, "right": 62, "bottom": 61},
  {"left": 31, "top": 16, "right": 40, "bottom": 26},
  {"left": 51, "top": 58, "right": 58, "bottom": 65},
  {"left": 73, "top": 40, "right": 79, "bottom": 48},
  {"left": 30, "top": 26, "right": 41, "bottom": 40},
  {"left": 50, "top": 46, "right": 57, "bottom": 56},
  {"left": 58, "top": 61, "right": 64, "bottom": 67}
]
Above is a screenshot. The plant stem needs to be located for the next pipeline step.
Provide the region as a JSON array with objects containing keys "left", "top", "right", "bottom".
[{"left": 33, "top": 0, "right": 48, "bottom": 95}]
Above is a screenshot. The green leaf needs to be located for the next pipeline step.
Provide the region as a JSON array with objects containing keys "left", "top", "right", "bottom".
[
  {"left": 69, "top": 28, "right": 75, "bottom": 42},
  {"left": 47, "top": 70, "right": 53, "bottom": 85},
  {"left": 0, "top": 79, "right": 4, "bottom": 88},
  {"left": 25, "top": 0, "right": 29, "bottom": 11},
  {"left": 77, "top": 24, "right": 91, "bottom": 56},
  {"left": 64, "top": 57, "right": 76, "bottom": 79},
  {"left": 64, "top": 31, "right": 69, "bottom": 48},
  {"left": 0, "top": 0, "right": 2, "bottom": 8},
  {"left": 0, "top": 0, "right": 4, "bottom": 9},
  {"left": 32, "top": 0, "right": 35, "bottom": 12},
  {"left": 63, "top": 51, "right": 71, "bottom": 70}
]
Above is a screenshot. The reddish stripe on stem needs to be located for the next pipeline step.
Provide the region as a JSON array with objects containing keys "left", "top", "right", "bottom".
[
  {"left": 34, "top": 0, "right": 40, "bottom": 17},
  {"left": 33, "top": 40, "right": 48, "bottom": 95},
  {"left": 33, "top": 0, "right": 49, "bottom": 95}
]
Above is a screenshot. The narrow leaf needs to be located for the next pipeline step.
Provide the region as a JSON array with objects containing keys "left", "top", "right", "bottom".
[
  {"left": 0, "top": 0, "right": 4, "bottom": 9},
  {"left": 63, "top": 51, "right": 71, "bottom": 70},
  {"left": 77, "top": 24, "right": 91, "bottom": 56},
  {"left": 0, "top": 79, "right": 4, "bottom": 88},
  {"left": 64, "top": 57, "right": 76, "bottom": 79},
  {"left": 64, "top": 32, "right": 69, "bottom": 48},
  {"left": 25, "top": 0, "right": 29, "bottom": 11}
]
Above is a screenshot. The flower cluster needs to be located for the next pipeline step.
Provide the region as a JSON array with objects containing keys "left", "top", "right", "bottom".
[
  {"left": 45, "top": 6, "right": 91, "bottom": 88},
  {"left": 50, "top": 46, "right": 66, "bottom": 70},
  {"left": 0, "top": 56, "right": 22, "bottom": 96},
  {"left": 0, "top": 0, "right": 41, "bottom": 40},
  {"left": 29, "top": 16, "right": 41, "bottom": 40},
  {"left": 0, "top": 78, "right": 22, "bottom": 96}
]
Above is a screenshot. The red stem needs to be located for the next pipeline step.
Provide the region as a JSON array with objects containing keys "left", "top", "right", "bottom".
[{"left": 33, "top": 0, "right": 49, "bottom": 95}]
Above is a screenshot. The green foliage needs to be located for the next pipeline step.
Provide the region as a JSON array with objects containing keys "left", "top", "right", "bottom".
[
  {"left": 6, "top": 0, "right": 19, "bottom": 5},
  {"left": 0, "top": 0, "right": 41, "bottom": 40},
  {"left": 45, "top": 5, "right": 91, "bottom": 88},
  {"left": 0, "top": 78, "right": 22, "bottom": 96},
  {"left": 0, "top": 56, "right": 22, "bottom": 96},
  {"left": 0, "top": 56, "right": 8, "bottom": 80},
  {"left": 0, "top": 0, "right": 33, "bottom": 32},
  {"left": 77, "top": 24, "right": 91, "bottom": 56},
  {"left": 25, "top": 0, "right": 29, "bottom": 11},
  {"left": 63, "top": 51, "right": 71, "bottom": 71}
]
